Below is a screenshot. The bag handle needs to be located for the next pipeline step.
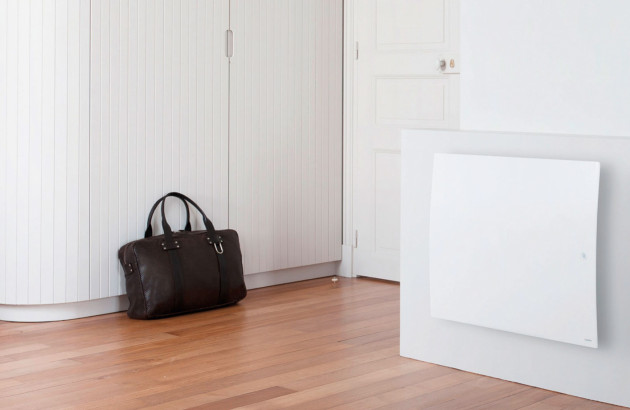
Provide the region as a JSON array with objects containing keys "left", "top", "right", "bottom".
[
  {"left": 160, "top": 192, "right": 220, "bottom": 249},
  {"left": 145, "top": 193, "right": 193, "bottom": 238}
]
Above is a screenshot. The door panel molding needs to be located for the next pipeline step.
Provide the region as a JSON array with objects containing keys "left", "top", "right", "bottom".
[
  {"left": 376, "top": 0, "right": 451, "bottom": 51},
  {"left": 375, "top": 76, "right": 449, "bottom": 126}
]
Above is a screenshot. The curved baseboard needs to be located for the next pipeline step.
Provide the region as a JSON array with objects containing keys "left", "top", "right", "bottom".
[
  {"left": 0, "top": 261, "right": 344, "bottom": 322},
  {"left": 0, "top": 296, "right": 129, "bottom": 322}
]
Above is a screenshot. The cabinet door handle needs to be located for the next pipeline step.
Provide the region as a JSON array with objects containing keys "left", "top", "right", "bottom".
[{"left": 226, "top": 29, "right": 234, "bottom": 58}]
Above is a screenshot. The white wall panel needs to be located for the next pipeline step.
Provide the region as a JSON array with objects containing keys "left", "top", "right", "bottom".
[
  {"left": 401, "top": 129, "right": 630, "bottom": 407},
  {"left": 90, "top": 0, "right": 230, "bottom": 299},
  {"left": 0, "top": 0, "right": 90, "bottom": 304},
  {"left": 461, "top": 0, "right": 630, "bottom": 137},
  {"left": 229, "top": 0, "right": 343, "bottom": 275}
]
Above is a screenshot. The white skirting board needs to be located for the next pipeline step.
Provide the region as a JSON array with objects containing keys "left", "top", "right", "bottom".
[
  {"left": 0, "top": 262, "right": 340, "bottom": 322},
  {"left": 244, "top": 262, "right": 341, "bottom": 290},
  {"left": 336, "top": 244, "right": 354, "bottom": 278},
  {"left": 0, "top": 295, "right": 130, "bottom": 323}
]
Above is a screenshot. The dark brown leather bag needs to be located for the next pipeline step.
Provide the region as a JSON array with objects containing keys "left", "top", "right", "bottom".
[{"left": 118, "top": 192, "right": 246, "bottom": 319}]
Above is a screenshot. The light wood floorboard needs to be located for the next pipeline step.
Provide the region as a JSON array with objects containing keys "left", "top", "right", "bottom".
[{"left": 0, "top": 277, "right": 624, "bottom": 409}]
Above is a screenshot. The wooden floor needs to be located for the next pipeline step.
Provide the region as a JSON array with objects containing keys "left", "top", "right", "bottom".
[{"left": 0, "top": 278, "right": 624, "bottom": 409}]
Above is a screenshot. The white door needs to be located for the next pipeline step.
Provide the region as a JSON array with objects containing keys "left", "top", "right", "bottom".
[{"left": 353, "top": 0, "right": 460, "bottom": 281}]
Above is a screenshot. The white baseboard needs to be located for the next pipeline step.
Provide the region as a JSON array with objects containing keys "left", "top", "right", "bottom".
[
  {"left": 336, "top": 244, "right": 354, "bottom": 277},
  {"left": 0, "top": 262, "right": 342, "bottom": 322},
  {"left": 0, "top": 295, "right": 130, "bottom": 323},
  {"left": 244, "top": 261, "right": 340, "bottom": 289}
]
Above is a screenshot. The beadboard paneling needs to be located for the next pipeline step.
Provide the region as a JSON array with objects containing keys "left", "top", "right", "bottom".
[
  {"left": 0, "top": 0, "right": 90, "bottom": 304},
  {"left": 229, "top": 0, "right": 343, "bottom": 275},
  {"left": 90, "top": 0, "right": 230, "bottom": 299}
]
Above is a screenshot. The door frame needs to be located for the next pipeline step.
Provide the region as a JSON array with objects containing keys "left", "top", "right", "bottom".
[
  {"left": 339, "top": 0, "right": 357, "bottom": 277},
  {"left": 343, "top": 0, "right": 461, "bottom": 279}
]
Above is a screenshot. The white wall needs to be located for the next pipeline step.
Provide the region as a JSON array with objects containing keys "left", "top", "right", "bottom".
[
  {"left": 401, "top": 130, "right": 630, "bottom": 407},
  {"left": 460, "top": 0, "right": 630, "bottom": 137},
  {"left": 399, "top": 2, "right": 630, "bottom": 406}
]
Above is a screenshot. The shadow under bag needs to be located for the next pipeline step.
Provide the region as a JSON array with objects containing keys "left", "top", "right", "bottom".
[{"left": 118, "top": 192, "right": 247, "bottom": 319}]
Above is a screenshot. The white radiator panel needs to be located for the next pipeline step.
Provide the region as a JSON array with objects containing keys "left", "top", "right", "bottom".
[
  {"left": 0, "top": 0, "right": 91, "bottom": 304},
  {"left": 229, "top": 0, "right": 343, "bottom": 274},
  {"left": 429, "top": 154, "right": 600, "bottom": 347},
  {"left": 90, "top": 0, "right": 230, "bottom": 299},
  {"left": 401, "top": 130, "right": 630, "bottom": 407}
]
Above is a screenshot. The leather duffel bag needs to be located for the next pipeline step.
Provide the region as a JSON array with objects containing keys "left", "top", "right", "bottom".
[{"left": 118, "top": 192, "right": 246, "bottom": 319}]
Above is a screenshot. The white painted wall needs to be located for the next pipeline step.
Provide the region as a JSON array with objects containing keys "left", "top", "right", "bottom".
[
  {"left": 401, "top": 130, "right": 630, "bottom": 407},
  {"left": 460, "top": 0, "right": 630, "bottom": 137},
  {"left": 401, "top": 2, "right": 630, "bottom": 405}
]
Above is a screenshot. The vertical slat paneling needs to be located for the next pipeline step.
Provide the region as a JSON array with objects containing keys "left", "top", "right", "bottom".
[
  {"left": 89, "top": 0, "right": 101, "bottom": 300},
  {"left": 162, "top": 0, "right": 172, "bottom": 223},
  {"left": 28, "top": 0, "right": 43, "bottom": 303},
  {"left": 40, "top": 0, "right": 55, "bottom": 303},
  {"left": 77, "top": 0, "right": 90, "bottom": 301},
  {"left": 230, "top": 0, "right": 343, "bottom": 275},
  {"left": 2, "top": 0, "right": 90, "bottom": 304},
  {"left": 307, "top": 0, "right": 317, "bottom": 265},
  {"left": 16, "top": 0, "right": 30, "bottom": 304},
  {"left": 217, "top": 0, "right": 229, "bottom": 230},
  {"left": 90, "top": 0, "right": 229, "bottom": 298},
  {"left": 66, "top": 0, "right": 80, "bottom": 302},
  {"left": 293, "top": 0, "right": 303, "bottom": 269},
  {"left": 4, "top": 0, "right": 18, "bottom": 304},
  {"left": 332, "top": 0, "right": 343, "bottom": 261},
  {"left": 117, "top": 0, "right": 129, "bottom": 295},
  {"left": 169, "top": 0, "right": 180, "bottom": 227},
  {"left": 0, "top": 0, "right": 8, "bottom": 304},
  {"left": 108, "top": 0, "right": 120, "bottom": 297},
  {"left": 53, "top": 0, "right": 68, "bottom": 303}
]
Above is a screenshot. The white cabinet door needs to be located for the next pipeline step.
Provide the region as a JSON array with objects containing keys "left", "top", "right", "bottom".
[
  {"left": 2, "top": 0, "right": 341, "bottom": 307},
  {"left": 90, "top": 0, "right": 230, "bottom": 299},
  {"left": 0, "top": 0, "right": 91, "bottom": 304},
  {"left": 229, "top": 0, "right": 343, "bottom": 275},
  {"left": 353, "top": 0, "right": 460, "bottom": 281}
]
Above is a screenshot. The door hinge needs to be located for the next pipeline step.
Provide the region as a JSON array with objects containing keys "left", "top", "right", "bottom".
[
  {"left": 355, "top": 41, "right": 359, "bottom": 60},
  {"left": 354, "top": 230, "right": 358, "bottom": 248},
  {"left": 226, "top": 29, "right": 234, "bottom": 58}
]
